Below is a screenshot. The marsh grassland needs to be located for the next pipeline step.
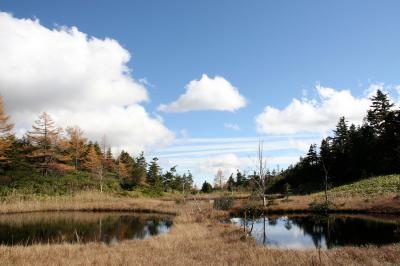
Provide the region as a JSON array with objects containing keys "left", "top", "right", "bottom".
[{"left": 0, "top": 190, "right": 399, "bottom": 266}]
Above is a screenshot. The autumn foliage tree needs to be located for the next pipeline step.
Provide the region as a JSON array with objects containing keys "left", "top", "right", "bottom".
[
  {"left": 27, "top": 112, "right": 59, "bottom": 176},
  {"left": 0, "top": 96, "right": 14, "bottom": 167},
  {"left": 0, "top": 95, "right": 201, "bottom": 194},
  {"left": 116, "top": 150, "right": 135, "bottom": 184},
  {"left": 52, "top": 128, "right": 74, "bottom": 171},
  {"left": 84, "top": 145, "right": 103, "bottom": 192},
  {"left": 66, "top": 126, "right": 87, "bottom": 170},
  {"left": 117, "top": 161, "right": 130, "bottom": 179},
  {"left": 104, "top": 147, "right": 115, "bottom": 172}
]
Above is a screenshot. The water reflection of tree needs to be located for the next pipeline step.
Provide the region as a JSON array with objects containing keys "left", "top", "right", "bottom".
[
  {"left": 284, "top": 218, "right": 292, "bottom": 230},
  {"left": 241, "top": 211, "right": 267, "bottom": 245},
  {"left": 0, "top": 214, "right": 172, "bottom": 245},
  {"left": 268, "top": 217, "right": 278, "bottom": 226},
  {"left": 289, "top": 215, "right": 400, "bottom": 248},
  {"left": 237, "top": 214, "right": 400, "bottom": 249},
  {"left": 147, "top": 220, "right": 161, "bottom": 236}
]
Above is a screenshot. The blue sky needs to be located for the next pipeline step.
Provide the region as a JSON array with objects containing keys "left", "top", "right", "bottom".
[{"left": 1, "top": 1, "right": 400, "bottom": 185}]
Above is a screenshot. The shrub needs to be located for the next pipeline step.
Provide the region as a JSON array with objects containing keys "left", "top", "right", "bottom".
[
  {"left": 213, "top": 195, "right": 234, "bottom": 210},
  {"left": 309, "top": 199, "right": 333, "bottom": 212}
]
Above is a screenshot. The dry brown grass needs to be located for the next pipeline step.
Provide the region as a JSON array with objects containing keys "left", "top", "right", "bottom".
[
  {"left": 231, "top": 193, "right": 400, "bottom": 214},
  {"left": 0, "top": 191, "right": 176, "bottom": 215},
  {"left": 0, "top": 193, "right": 399, "bottom": 265}
]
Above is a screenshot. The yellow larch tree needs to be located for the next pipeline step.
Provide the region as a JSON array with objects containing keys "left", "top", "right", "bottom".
[
  {"left": 66, "top": 126, "right": 87, "bottom": 170},
  {"left": 52, "top": 128, "right": 74, "bottom": 172},
  {"left": 27, "top": 112, "right": 59, "bottom": 176},
  {"left": 84, "top": 145, "right": 103, "bottom": 192},
  {"left": 0, "top": 95, "right": 14, "bottom": 164}
]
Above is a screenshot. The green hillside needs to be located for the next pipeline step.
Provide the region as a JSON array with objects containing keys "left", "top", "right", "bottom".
[{"left": 319, "top": 174, "right": 400, "bottom": 197}]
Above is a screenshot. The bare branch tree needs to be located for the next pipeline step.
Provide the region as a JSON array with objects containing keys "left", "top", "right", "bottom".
[
  {"left": 214, "top": 169, "right": 225, "bottom": 189},
  {"left": 252, "top": 139, "right": 268, "bottom": 207}
]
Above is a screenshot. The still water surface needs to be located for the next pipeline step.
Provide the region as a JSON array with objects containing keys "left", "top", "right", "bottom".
[
  {"left": 0, "top": 211, "right": 172, "bottom": 245},
  {"left": 231, "top": 214, "right": 400, "bottom": 249}
]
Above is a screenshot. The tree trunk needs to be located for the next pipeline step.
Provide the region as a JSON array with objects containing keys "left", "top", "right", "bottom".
[
  {"left": 100, "top": 169, "right": 103, "bottom": 193},
  {"left": 263, "top": 195, "right": 266, "bottom": 208},
  {"left": 325, "top": 173, "right": 328, "bottom": 205}
]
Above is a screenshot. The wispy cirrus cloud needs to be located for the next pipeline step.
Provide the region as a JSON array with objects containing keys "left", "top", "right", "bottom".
[
  {"left": 153, "top": 135, "right": 321, "bottom": 185},
  {"left": 224, "top": 123, "right": 240, "bottom": 131}
]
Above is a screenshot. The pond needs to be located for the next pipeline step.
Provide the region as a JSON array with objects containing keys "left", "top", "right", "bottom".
[
  {"left": 0, "top": 211, "right": 173, "bottom": 245},
  {"left": 231, "top": 214, "right": 400, "bottom": 249}
]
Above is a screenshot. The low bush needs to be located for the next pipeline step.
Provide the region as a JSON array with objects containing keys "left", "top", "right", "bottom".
[
  {"left": 213, "top": 195, "right": 234, "bottom": 210},
  {"left": 309, "top": 199, "right": 333, "bottom": 212}
]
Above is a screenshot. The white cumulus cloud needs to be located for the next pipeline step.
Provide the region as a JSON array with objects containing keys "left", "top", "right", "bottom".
[
  {"left": 199, "top": 153, "right": 244, "bottom": 177},
  {"left": 256, "top": 84, "right": 371, "bottom": 135},
  {"left": 0, "top": 12, "right": 174, "bottom": 153},
  {"left": 158, "top": 74, "right": 246, "bottom": 112},
  {"left": 196, "top": 154, "right": 298, "bottom": 177}
]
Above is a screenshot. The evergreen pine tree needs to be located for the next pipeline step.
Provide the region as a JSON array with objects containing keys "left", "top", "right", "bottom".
[
  {"left": 162, "top": 166, "right": 177, "bottom": 191},
  {"left": 134, "top": 152, "right": 147, "bottom": 185},
  {"left": 367, "top": 90, "right": 394, "bottom": 136},
  {"left": 333, "top": 117, "right": 349, "bottom": 154},
  {"left": 227, "top": 174, "right": 235, "bottom": 191},
  {"left": 147, "top": 157, "right": 162, "bottom": 188},
  {"left": 185, "top": 170, "right": 194, "bottom": 190},
  {"left": 201, "top": 181, "right": 212, "bottom": 193}
]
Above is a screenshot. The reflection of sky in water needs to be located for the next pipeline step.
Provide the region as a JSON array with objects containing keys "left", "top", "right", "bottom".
[{"left": 232, "top": 217, "right": 326, "bottom": 250}]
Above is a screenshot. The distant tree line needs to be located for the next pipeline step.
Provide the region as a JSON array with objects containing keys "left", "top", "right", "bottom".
[
  {"left": 203, "top": 90, "right": 400, "bottom": 196},
  {"left": 201, "top": 170, "right": 250, "bottom": 194},
  {"left": 272, "top": 90, "right": 400, "bottom": 193},
  {"left": 0, "top": 96, "right": 193, "bottom": 193}
]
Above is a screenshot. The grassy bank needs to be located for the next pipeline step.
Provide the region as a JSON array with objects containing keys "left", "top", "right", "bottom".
[
  {"left": 0, "top": 191, "right": 176, "bottom": 215},
  {"left": 0, "top": 194, "right": 398, "bottom": 265},
  {"left": 320, "top": 174, "right": 400, "bottom": 198},
  {"left": 229, "top": 174, "right": 400, "bottom": 214}
]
